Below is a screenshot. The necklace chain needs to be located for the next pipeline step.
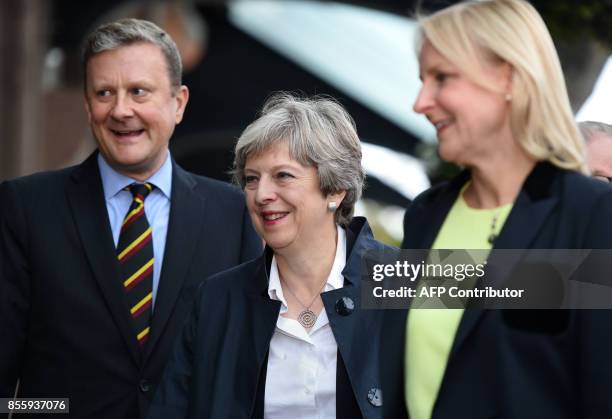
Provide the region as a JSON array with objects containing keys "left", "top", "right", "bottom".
[{"left": 281, "top": 277, "right": 328, "bottom": 328}]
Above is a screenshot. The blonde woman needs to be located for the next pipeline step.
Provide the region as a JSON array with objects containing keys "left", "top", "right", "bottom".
[{"left": 393, "top": 1, "right": 612, "bottom": 419}]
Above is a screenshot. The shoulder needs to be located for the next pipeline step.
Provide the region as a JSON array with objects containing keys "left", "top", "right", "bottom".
[
  {"left": 402, "top": 177, "right": 459, "bottom": 230},
  {"left": 407, "top": 169, "right": 468, "bottom": 213},
  {"left": 556, "top": 169, "right": 612, "bottom": 232},
  {"left": 0, "top": 165, "right": 80, "bottom": 208},
  {"left": 1, "top": 166, "right": 76, "bottom": 194},
  {"left": 559, "top": 169, "right": 612, "bottom": 205},
  {"left": 525, "top": 166, "right": 612, "bottom": 247},
  {"left": 196, "top": 256, "right": 263, "bottom": 297},
  {"left": 409, "top": 180, "right": 452, "bottom": 210},
  {"left": 373, "top": 239, "right": 399, "bottom": 254},
  {"left": 192, "top": 174, "right": 244, "bottom": 198},
  {"left": 540, "top": 168, "right": 612, "bottom": 224},
  {"left": 360, "top": 232, "right": 399, "bottom": 256},
  {"left": 347, "top": 217, "right": 400, "bottom": 261},
  {"left": 177, "top": 167, "right": 245, "bottom": 202}
]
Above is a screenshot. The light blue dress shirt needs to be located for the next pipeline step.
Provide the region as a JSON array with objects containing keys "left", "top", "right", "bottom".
[{"left": 97, "top": 152, "right": 172, "bottom": 309}]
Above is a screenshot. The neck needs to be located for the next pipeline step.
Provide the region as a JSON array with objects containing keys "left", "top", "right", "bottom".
[
  {"left": 464, "top": 146, "right": 536, "bottom": 209},
  {"left": 108, "top": 149, "right": 168, "bottom": 182},
  {"left": 275, "top": 223, "right": 338, "bottom": 295}
]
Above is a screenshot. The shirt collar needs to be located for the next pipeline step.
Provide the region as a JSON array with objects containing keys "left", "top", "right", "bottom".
[
  {"left": 97, "top": 151, "right": 173, "bottom": 200},
  {"left": 268, "top": 225, "right": 347, "bottom": 311}
]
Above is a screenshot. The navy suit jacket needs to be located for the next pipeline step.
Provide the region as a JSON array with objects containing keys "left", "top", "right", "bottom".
[
  {"left": 0, "top": 151, "right": 262, "bottom": 418},
  {"left": 388, "top": 162, "right": 612, "bottom": 419},
  {"left": 149, "top": 217, "right": 402, "bottom": 419}
]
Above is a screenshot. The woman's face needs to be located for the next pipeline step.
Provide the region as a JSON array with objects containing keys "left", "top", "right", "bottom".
[
  {"left": 413, "top": 41, "right": 512, "bottom": 166},
  {"left": 243, "top": 141, "right": 340, "bottom": 253}
]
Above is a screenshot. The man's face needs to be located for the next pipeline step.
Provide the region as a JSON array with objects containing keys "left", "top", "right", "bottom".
[
  {"left": 85, "top": 42, "right": 188, "bottom": 180},
  {"left": 586, "top": 132, "right": 612, "bottom": 182}
]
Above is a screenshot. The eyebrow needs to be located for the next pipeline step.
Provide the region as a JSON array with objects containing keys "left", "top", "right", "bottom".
[
  {"left": 244, "top": 163, "right": 302, "bottom": 173},
  {"left": 424, "top": 65, "right": 445, "bottom": 75},
  {"left": 90, "top": 78, "right": 156, "bottom": 88}
]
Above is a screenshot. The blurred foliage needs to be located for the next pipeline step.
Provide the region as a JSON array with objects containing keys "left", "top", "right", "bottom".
[{"left": 533, "top": 1, "right": 612, "bottom": 50}]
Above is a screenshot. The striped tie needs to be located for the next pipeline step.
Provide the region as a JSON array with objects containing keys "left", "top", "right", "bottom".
[{"left": 117, "top": 182, "right": 154, "bottom": 347}]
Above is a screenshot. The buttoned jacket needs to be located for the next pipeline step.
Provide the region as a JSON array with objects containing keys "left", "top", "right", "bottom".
[
  {"left": 150, "top": 217, "right": 402, "bottom": 419},
  {"left": 385, "top": 162, "right": 612, "bottom": 419},
  {"left": 0, "top": 151, "right": 262, "bottom": 419}
]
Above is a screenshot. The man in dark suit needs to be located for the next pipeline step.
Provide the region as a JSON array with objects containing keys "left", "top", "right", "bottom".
[{"left": 0, "top": 18, "right": 261, "bottom": 418}]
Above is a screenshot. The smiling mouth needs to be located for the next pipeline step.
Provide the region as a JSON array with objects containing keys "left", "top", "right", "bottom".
[
  {"left": 110, "top": 129, "right": 145, "bottom": 137},
  {"left": 261, "top": 212, "right": 289, "bottom": 223},
  {"left": 434, "top": 120, "right": 452, "bottom": 131}
]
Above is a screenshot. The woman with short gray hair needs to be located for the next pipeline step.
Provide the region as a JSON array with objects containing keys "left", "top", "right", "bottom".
[
  {"left": 233, "top": 92, "right": 364, "bottom": 226},
  {"left": 151, "top": 93, "right": 398, "bottom": 418}
]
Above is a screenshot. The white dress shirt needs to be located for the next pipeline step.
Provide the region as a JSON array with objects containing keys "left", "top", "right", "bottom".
[
  {"left": 264, "top": 225, "right": 346, "bottom": 419},
  {"left": 97, "top": 152, "right": 172, "bottom": 308}
]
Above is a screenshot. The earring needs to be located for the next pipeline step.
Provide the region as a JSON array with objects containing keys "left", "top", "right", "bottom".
[
  {"left": 505, "top": 93, "right": 512, "bottom": 102},
  {"left": 327, "top": 201, "right": 337, "bottom": 212}
]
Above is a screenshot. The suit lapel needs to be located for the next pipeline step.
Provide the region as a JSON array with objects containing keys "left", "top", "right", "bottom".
[
  {"left": 144, "top": 163, "right": 205, "bottom": 361},
  {"left": 492, "top": 163, "right": 560, "bottom": 250},
  {"left": 245, "top": 253, "right": 281, "bottom": 417},
  {"left": 449, "top": 163, "right": 560, "bottom": 360},
  {"left": 66, "top": 153, "right": 141, "bottom": 365},
  {"left": 324, "top": 220, "right": 387, "bottom": 418},
  {"left": 322, "top": 284, "right": 380, "bottom": 416}
]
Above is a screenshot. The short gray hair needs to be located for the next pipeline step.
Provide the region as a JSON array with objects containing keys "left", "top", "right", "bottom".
[
  {"left": 233, "top": 93, "right": 365, "bottom": 227},
  {"left": 82, "top": 18, "right": 182, "bottom": 91},
  {"left": 579, "top": 121, "right": 612, "bottom": 142}
]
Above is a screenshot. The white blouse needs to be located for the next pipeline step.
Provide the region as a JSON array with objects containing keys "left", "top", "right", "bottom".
[{"left": 264, "top": 226, "right": 346, "bottom": 419}]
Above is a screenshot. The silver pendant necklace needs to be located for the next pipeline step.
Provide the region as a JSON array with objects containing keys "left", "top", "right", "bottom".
[{"left": 281, "top": 279, "right": 328, "bottom": 328}]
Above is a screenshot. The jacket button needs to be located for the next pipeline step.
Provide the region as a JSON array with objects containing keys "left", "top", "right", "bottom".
[
  {"left": 139, "top": 379, "right": 151, "bottom": 393},
  {"left": 367, "top": 388, "right": 383, "bottom": 407},
  {"left": 335, "top": 297, "right": 354, "bottom": 316}
]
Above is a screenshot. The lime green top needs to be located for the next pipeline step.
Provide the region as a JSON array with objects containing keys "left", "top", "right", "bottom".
[{"left": 404, "top": 185, "right": 513, "bottom": 419}]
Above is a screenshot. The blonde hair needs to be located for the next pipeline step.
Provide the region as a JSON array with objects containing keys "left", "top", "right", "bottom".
[{"left": 417, "top": 0, "right": 587, "bottom": 174}]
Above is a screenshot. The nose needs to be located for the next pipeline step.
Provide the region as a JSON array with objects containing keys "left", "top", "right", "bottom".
[
  {"left": 254, "top": 175, "right": 277, "bottom": 205},
  {"left": 110, "top": 92, "right": 134, "bottom": 120},
  {"left": 413, "top": 81, "right": 434, "bottom": 115}
]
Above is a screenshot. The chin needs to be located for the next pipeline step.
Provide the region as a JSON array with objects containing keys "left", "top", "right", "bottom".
[
  {"left": 437, "top": 145, "right": 464, "bottom": 165},
  {"left": 264, "top": 236, "right": 294, "bottom": 253},
  {"left": 265, "top": 240, "right": 288, "bottom": 251},
  {"left": 438, "top": 150, "right": 458, "bottom": 164}
]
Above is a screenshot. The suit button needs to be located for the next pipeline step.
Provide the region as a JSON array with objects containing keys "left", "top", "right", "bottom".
[
  {"left": 367, "top": 388, "right": 383, "bottom": 407},
  {"left": 139, "top": 379, "right": 151, "bottom": 393},
  {"left": 335, "top": 297, "right": 354, "bottom": 316}
]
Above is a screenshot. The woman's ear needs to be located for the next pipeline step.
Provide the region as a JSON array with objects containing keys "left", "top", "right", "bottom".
[
  {"left": 502, "top": 62, "right": 514, "bottom": 99},
  {"left": 327, "top": 190, "right": 347, "bottom": 208}
]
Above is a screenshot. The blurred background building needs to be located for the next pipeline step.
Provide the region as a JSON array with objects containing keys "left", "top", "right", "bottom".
[{"left": 1, "top": 0, "right": 610, "bottom": 244}]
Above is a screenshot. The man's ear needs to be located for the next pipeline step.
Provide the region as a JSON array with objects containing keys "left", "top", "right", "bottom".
[
  {"left": 84, "top": 95, "right": 92, "bottom": 124},
  {"left": 174, "top": 85, "right": 189, "bottom": 124}
]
